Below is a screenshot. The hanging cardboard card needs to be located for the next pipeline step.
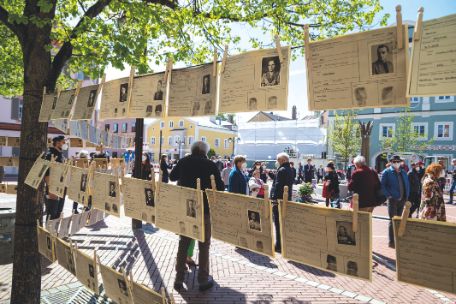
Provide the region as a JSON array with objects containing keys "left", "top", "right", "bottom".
[
  {"left": 48, "top": 162, "right": 68, "bottom": 198},
  {"left": 99, "top": 264, "right": 133, "bottom": 304},
  {"left": 6, "top": 137, "right": 20, "bottom": 147},
  {"left": 131, "top": 281, "right": 166, "bottom": 304},
  {"left": 219, "top": 46, "right": 290, "bottom": 113},
  {"left": 206, "top": 189, "right": 274, "bottom": 257},
  {"left": 92, "top": 172, "right": 121, "bottom": 217},
  {"left": 88, "top": 124, "right": 99, "bottom": 145},
  {"left": 280, "top": 201, "right": 372, "bottom": 281},
  {"left": 67, "top": 166, "right": 90, "bottom": 206},
  {"left": 46, "top": 218, "right": 61, "bottom": 236},
  {"left": 51, "top": 89, "right": 76, "bottom": 119},
  {"left": 24, "top": 155, "right": 50, "bottom": 189},
  {"left": 408, "top": 13, "right": 456, "bottom": 96},
  {"left": 122, "top": 176, "right": 156, "bottom": 224},
  {"left": 55, "top": 237, "right": 76, "bottom": 275},
  {"left": 69, "top": 212, "right": 83, "bottom": 235},
  {"left": 39, "top": 92, "right": 57, "bottom": 122},
  {"left": 155, "top": 182, "right": 205, "bottom": 242},
  {"left": 100, "top": 77, "right": 130, "bottom": 119},
  {"left": 167, "top": 63, "right": 217, "bottom": 117},
  {"left": 393, "top": 217, "right": 456, "bottom": 295},
  {"left": 78, "top": 210, "right": 90, "bottom": 227},
  {"left": 37, "top": 225, "right": 55, "bottom": 262},
  {"left": 80, "top": 121, "right": 89, "bottom": 141},
  {"left": 307, "top": 25, "right": 409, "bottom": 110},
  {"left": 74, "top": 248, "right": 99, "bottom": 294},
  {"left": 128, "top": 72, "right": 166, "bottom": 118},
  {"left": 58, "top": 215, "right": 72, "bottom": 238},
  {"left": 72, "top": 84, "right": 100, "bottom": 120},
  {"left": 50, "top": 119, "right": 69, "bottom": 134},
  {"left": 70, "top": 138, "right": 84, "bottom": 148},
  {"left": 0, "top": 157, "right": 19, "bottom": 167}
]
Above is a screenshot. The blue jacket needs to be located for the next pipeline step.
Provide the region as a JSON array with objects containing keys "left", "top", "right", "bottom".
[
  {"left": 228, "top": 168, "right": 248, "bottom": 195},
  {"left": 381, "top": 166, "right": 410, "bottom": 200}
]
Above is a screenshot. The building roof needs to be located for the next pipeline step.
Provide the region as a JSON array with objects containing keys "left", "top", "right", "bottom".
[
  {"left": 0, "top": 122, "right": 64, "bottom": 134},
  {"left": 248, "top": 111, "right": 292, "bottom": 122},
  {"left": 187, "top": 117, "right": 235, "bottom": 131}
]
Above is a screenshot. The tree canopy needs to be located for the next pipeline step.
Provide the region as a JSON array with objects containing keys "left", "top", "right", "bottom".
[
  {"left": 0, "top": 0, "right": 387, "bottom": 96},
  {"left": 328, "top": 110, "right": 361, "bottom": 164}
]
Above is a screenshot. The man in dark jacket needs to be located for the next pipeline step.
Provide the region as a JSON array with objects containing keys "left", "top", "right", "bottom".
[
  {"left": 303, "top": 158, "right": 315, "bottom": 183},
  {"left": 408, "top": 162, "right": 421, "bottom": 216},
  {"left": 348, "top": 155, "right": 381, "bottom": 212},
  {"left": 169, "top": 141, "right": 224, "bottom": 292},
  {"left": 270, "top": 152, "right": 294, "bottom": 253}
]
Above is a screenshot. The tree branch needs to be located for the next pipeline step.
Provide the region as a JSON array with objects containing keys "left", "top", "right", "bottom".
[{"left": 0, "top": 5, "right": 24, "bottom": 40}]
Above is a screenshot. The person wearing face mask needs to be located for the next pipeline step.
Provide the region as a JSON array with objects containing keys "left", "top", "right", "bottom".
[
  {"left": 407, "top": 162, "right": 422, "bottom": 217},
  {"left": 132, "top": 152, "right": 152, "bottom": 180},
  {"left": 228, "top": 155, "right": 248, "bottom": 195},
  {"left": 44, "top": 135, "right": 68, "bottom": 220},
  {"left": 381, "top": 155, "right": 410, "bottom": 248},
  {"left": 270, "top": 152, "right": 293, "bottom": 253},
  {"left": 419, "top": 163, "right": 446, "bottom": 221}
]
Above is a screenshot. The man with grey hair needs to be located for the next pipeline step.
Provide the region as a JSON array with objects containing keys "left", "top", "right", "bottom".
[
  {"left": 348, "top": 155, "right": 382, "bottom": 213},
  {"left": 270, "top": 152, "right": 294, "bottom": 253},
  {"left": 169, "top": 141, "right": 224, "bottom": 292}
]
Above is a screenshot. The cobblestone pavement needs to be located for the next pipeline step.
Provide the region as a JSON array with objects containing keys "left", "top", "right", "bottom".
[{"left": 0, "top": 193, "right": 456, "bottom": 304}]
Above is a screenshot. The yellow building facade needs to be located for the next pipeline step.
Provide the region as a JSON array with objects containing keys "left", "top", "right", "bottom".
[{"left": 146, "top": 117, "right": 237, "bottom": 161}]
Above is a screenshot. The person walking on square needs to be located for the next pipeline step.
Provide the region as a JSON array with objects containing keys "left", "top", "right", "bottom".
[
  {"left": 270, "top": 152, "right": 294, "bottom": 253},
  {"left": 316, "top": 164, "right": 324, "bottom": 184},
  {"left": 448, "top": 159, "right": 456, "bottom": 204},
  {"left": 160, "top": 154, "right": 172, "bottom": 183},
  {"left": 221, "top": 162, "right": 232, "bottom": 190},
  {"left": 419, "top": 163, "right": 446, "bottom": 221},
  {"left": 170, "top": 141, "right": 224, "bottom": 292},
  {"left": 408, "top": 162, "right": 422, "bottom": 217},
  {"left": 228, "top": 155, "right": 248, "bottom": 195},
  {"left": 303, "top": 158, "right": 315, "bottom": 183},
  {"left": 348, "top": 155, "right": 381, "bottom": 213},
  {"left": 297, "top": 162, "right": 303, "bottom": 183},
  {"left": 322, "top": 162, "right": 339, "bottom": 208},
  {"left": 381, "top": 155, "right": 410, "bottom": 248}
]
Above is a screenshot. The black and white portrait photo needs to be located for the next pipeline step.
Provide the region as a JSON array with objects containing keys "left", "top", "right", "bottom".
[
  {"left": 248, "top": 97, "right": 257, "bottom": 110},
  {"left": 146, "top": 105, "right": 153, "bottom": 114},
  {"left": 108, "top": 181, "right": 116, "bottom": 197},
  {"left": 326, "top": 254, "right": 337, "bottom": 271},
  {"left": 144, "top": 188, "right": 154, "bottom": 207},
  {"left": 117, "top": 278, "right": 129, "bottom": 296},
  {"left": 104, "top": 202, "right": 111, "bottom": 212},
  {"left": 141, "top": 212, "right": 147, "bottom": 221},
  {"left": 256, "top": 240, "right": 263, "bottom": 251},
  {"left": 192, "top": 225, "right": 199, "bottom": 237},
  {"left": 186, "top": 199, "right": 197, "bottom": 218},
  {"left": 80, "top": 174, "right": 87, "bottom": 192},
  {"left": 46, "top": 236, "right": 52, "bottom": 251},
  {"left": 371, "top": 43, "right": 394, "bottom": 75},
  {"left": 353, "top": 87, "right": 367, "bottom": 106},
  {"left": 155, "top": 104, "right": 162, "bottom": 117},
  {"left": 112, "top": 203, "right": 118, "bottom": 213},
  {"left": 381, "top": 86, "right": 393, "bottom": 104},
  {"left": 88, "top": 264, "right": 95, "bottom": 278},
  {"left": 248, "top": 210, "right": 261, "bottom": 231},
  {"left": 68, "top": 94, "right": 75, "bottom": 105},
  {"left": 261, "top": 56, "right": 281, "bottom": 86},
  {"left": 154, "top": 80, "right": 164, "bottom": 100},
  {"left": 202, "top": 74, "right": 210, "bottom": 94},
  {"left": 51, "top": 96, "right": 57, "bottom": 110},
  {"left": 204, "top": 100, "right": 212, "bottom": 114},
  {"left": 191, "top": 102, "right": 200, "bottom": 116},
  {"left": 346, "top": 261, "right": 358, "bottom": 276},
  {"left": 336, "top": 221, "right": 356, "bottom": 246},
  {"left": 267, "top": 96, "right": 278, "bottom": 109},
  {"left": 119, "top": 83, "right": 128, "bottom": 102},
  {"left": 38, "top": 164, "right": 48, "bottom": 178},
  {"left": 87, "top": 90, "right": 97, "bottom": 107},
  {"left": 179, "top": 221, "right": 186, "bottom": 234}
]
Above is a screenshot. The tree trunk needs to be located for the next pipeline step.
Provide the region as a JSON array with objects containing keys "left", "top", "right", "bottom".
[{"left": 11, "top": 31, "right": 52, "bottom": 304}]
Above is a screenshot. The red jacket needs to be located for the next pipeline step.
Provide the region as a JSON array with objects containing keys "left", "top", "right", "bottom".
[{"left": 348, "top": 165, "right": 380, "bottom": 208}]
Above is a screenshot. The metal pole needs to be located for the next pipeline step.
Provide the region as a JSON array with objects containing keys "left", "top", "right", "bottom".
[
  {"left": 158, "top": 129, "right": 163, "bottom": 162},
  {"left": 132, "top": 118, "right": 144, "bottom": 229}
]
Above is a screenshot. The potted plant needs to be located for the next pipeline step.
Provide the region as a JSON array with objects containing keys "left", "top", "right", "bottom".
[{"left": 297, "top": 182, "right": 314, "bottom": 203}]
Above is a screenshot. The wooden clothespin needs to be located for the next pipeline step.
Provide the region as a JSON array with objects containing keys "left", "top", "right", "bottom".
[
  {"left": 213, "top": 49, "right": 218, "bottom": 77},
  {"left": 413, "top": 7, "right": 424, "bottom": 42},
  {"left": 127, "top": 66, "right": 135, "bottom": 105},
  {"left": 210, "top": 174, "right": 217, "bottom": 204},
  {"left": 164, "top": 58, "right": 173, "bottom": 83},
  {"left": 121, "top": 267, "right": 133, "bottom": 298},
  {"left": 282, "top": 186, "right": 288, "bottom": 218},
  {"left": 196, "top": 178, "right": 202, "bottom": 207},
  {"left": 396, "top": 5, "right": 403, "bottom": 49},
  {"left": 75, "top": 81, "right": 82, "bottom": 97},
  {"left": 398, "top": 201, "right": 412, "bottom": 237},
  {"left": 155, "top": 170, "right": 162, "bottom": 203},
  {"left": 263, "top": 184, "right": 269, "bottom": 205},
  {"left": 274, "top": 35, "right": 284, "bottom": 64},
  {"left": 220, "top": 45, "right": 228, "bottom": 73},
  {"left": 160, "top": 287, "right": 167, "bottom": 304},
  {"left": 304, "top": 24, "right": 311, "bottom": 61},
  {"left": 169, "top": 293, "right": 176, "bottom": 304},
  {"left": 99, "top": 74, "right": 106, "bottom": 91},
  {"left": 352, "top": 193, "right": 359, "bottom": 233}
]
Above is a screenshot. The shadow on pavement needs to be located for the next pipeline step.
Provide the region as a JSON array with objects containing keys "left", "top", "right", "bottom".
[
  {"left": 287, "top": 261, "right": 336, "bottom": 278},
  {"left": 177, "top": 280, "right": 247, "bottom": 304},
  {"left": 234, "top": 248, "right": 278, "bottom": 268}
]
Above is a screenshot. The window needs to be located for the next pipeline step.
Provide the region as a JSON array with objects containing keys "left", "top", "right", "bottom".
[
  {"left": 160, "top": 122, "right": 165, "bottom": 129},
  {"left": 436, "top": 96, "right": 453, "bottom": 103},
  {"left": 214, "top": 138, "right": 220, "bottom": 147},
  {"left": 188, "top": 136, "right": 194, "bottom": 145},
  {"left": 113, "top": 123, "right": 119, "bottom": 133},
  {"left": 169, "top": 121, "right": 174, "bottom": 128},
  {"left": 131, "top": 122, "right": 136, "bottom": 132},
  {"left": 224, "top": 139, "right": 229, "bottom": 149},
  {"left": 151, "top": 137, "right": 156, "bottom": 145},
  {"left": 201, "top": 136, "right": 207, "bottom": 142},
  {"left": 104, "top": 124, "right": 110, "bottom": 132},
  {"left": 412, "top": 123, "right": 428, "bottom": 140},
  {"left": 121, "top": 123, "right": 128, "bottom": 133},
  {"left": 411, "top": 97, "right": 420, "bottom": 103},
  {"left": 379, "top": 123, "right": 394, "bottom": 139},
  {"left": 168, "top": 136, "right": 173, "bottom": 145},
  {"left": 434, "top": 122, "right": 453, "bottom": 140},
  {"left": 179, "top": 120, "right": 184, "bottom": 128}
]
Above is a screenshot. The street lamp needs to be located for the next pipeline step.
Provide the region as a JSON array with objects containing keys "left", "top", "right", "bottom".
[
  {"left": 175, "top": 137, "right": 183, "bottom": 160},
  {"left": 228, "top": 137, "right": 240, "bottom": 157}
]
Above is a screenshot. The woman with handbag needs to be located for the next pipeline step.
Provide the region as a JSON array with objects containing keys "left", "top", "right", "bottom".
[{"left": 323, "top": 162, "right": 339, "bottom": 207}]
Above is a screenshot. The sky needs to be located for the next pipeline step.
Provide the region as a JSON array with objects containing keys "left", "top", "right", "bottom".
[{"left": 105, "top": 0, "right": 456, "bottom": 123}]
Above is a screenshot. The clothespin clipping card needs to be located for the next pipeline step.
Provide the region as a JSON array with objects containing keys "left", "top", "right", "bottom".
[
  {"left": 398, "top": 201, "right": 412, "bottom": 237},
  {"left": 221, "top": 45, "right": 229, "bottom": 73},
  {"left": 164, "top": 58, "right": 173, "bottom": 83},
  {"left": 263, "top": 184, "right": 269, "bottom": 205},
  {"left": 213, "top": 49, "right": 218, "bottom": 77},
  {"left": 160, "top": 287, "right": 167, "bottom": 304},
  {"left": 75, "top": 81, "right": 82, "bottom": 97},
  {"left": 210, "top": 174, "right": 217, "bottom": 204},
  {"left": 274, "top": 35, "right": 284, "bottom": 64},
  {"left": 352, "top": 193, "right": 359, "bottom": 233},
  {"left": 304, "top": 25, "right": 311, "bottom": 62},
  {"left": 413, "top": 7, "right": 424, "bottom": 42},
  {"left": 282, "top": 186, "right": 288, "bottom": 218},
  {"left": 396, "top": 5, "right": 403, "bottom": 49},
  {"left": 127, "top": 66, "right": 135, "bottom": 105}
]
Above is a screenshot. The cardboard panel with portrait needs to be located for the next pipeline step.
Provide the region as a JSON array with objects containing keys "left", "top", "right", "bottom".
[
  {"left": 122, "top": 176, "right": 156, "bottom": 224},
  {"left": 24, "top": 156, "right": 50, "bottom": 189},
  {"left": 45, "top": 217, "right": 61, "bottom": 236},
  {"left": 280, "top": 201, "right": 372, "bottom": 280},
  {"left": 307, "top": 25, "right": 409, "bottom": 110},
  {"left": 37, "top": 225, "right": 55, "bottom": 262},
  {"left": 155, "top": 182, "right": 204, "bottom": 242},
  {"left": 393, "top": 218, "right": 456, "bottom": 295},
  {"left": 50, "top": 119, "right": 69, "bottom": 134},
  {"left": 67, "top": 166, "right": 90, "bottom": 206},
  {"left": 48, "top": 162, "right": 70, "bottom": 198},
  {"left": 167, "top": 63, "right": 217, "bottom": 117},
  {"left": 99, "top": 263, "right": 133, "bottom": 304},
  {"left": 206, "top": 189, "right": 274, "bottom": 257},
  {"left": 74, "top": 248, "right": 99, "bottom": 294},
  {"left": 72, "top": 84, "right": 100, "bottom": 120},
  {"left": 128, "top": 72, "right": 166, "bottom": 118},
  {"left": 51, "top": 89, "right": 76, "bottom": 119},
  {"left": 39, "top": 92, "right": 57, "bottom": 122},
  {"left": 131, "top": 281, "right": 167, "bottom": 304},
  {"left": 219, "top": 46, "right": 290, "bottom": 113},
  {"left": 92, "top": 172, "right": 121, "bottom": 217},
  {"left": 408, "top": 13, "right": 456, "bottom": 96},
  {"left": 55, "top": 237, "right": 76, "bottom": 276},
  {"left": 0, "top": 157, "right": 19, "bottom": 167},
  {"left": 100, "top": 77, "right": 131, "bottom": 119},
  {"left": 58, "top": 215, "right": 72, "bottom": 238}
]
